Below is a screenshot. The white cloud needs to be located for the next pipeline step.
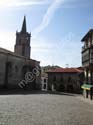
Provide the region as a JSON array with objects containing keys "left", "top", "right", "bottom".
[
  {"left": 32, "top": 0, "right": 92, "bottom": 37},
  {"left": 32, "top": 0, "right": 65, "bottom": 37}
]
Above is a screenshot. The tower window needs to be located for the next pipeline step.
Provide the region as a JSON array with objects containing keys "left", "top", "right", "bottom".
[
  {"left": 19, "top": 39, "right": 21, "bottom": 45},
  {"left": 22, "top": 45, "right": 25, "bottom": 56}
]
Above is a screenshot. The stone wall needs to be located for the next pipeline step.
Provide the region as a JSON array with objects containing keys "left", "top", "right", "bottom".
[
  {"left": 47, "top": 72, "right": 81, "bottom": 93},
  {"left": 0, "top": 51, "right": 41, "bottom": 90}
]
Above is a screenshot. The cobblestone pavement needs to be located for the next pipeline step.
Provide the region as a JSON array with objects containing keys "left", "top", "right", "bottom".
[{"left": 0, "top": 91, "right": 93, "bottom": 125}]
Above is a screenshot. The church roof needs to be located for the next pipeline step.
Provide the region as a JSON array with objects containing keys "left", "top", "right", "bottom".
[
  {"left": 46, "top": 68, "right": 83, "bottom": 73},
  {"left": 0, "top": 47, "right": 40, "bottom": 64},
  {"left": 0, "top": 47, "right": 13, "bottom": 54}
]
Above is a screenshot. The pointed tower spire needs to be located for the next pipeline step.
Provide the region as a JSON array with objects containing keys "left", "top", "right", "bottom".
[
  {"left": 21, "top": 16, "right": 26, "bottom": 33},
  {"left": 15, "top": 16, "right": 31, "bottom": 58}
]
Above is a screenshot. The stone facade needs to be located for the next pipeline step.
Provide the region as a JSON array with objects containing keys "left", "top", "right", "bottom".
[{"left": 47, "top": 68, "right": 84, "bottom": 93}]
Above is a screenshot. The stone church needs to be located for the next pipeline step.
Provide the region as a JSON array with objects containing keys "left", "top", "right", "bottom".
[{"left": 0, "top": 16, "right": 41, "bottom": 90}]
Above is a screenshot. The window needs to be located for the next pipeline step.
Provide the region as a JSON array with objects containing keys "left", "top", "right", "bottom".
[
  {"left": 68, "top": 76, "right": 72, "bottom": 83},
  {"left": 44, "top": 84, "right": 46, "bottom": 89},
  {"left": 60, "top": 76, "right": 63, "bottom": 82},
  {"left": 15, "top": 65, "right": 18, "bottom": 73},
  {"left": 19, "top": 39, "right": 21, "bottom": 45},
  {"left": 44, "top": 78, "right": 46, "bottom": 83},
  {"left": 22, "top": 45, "right": 25, "bottom": 56},
  {"left": 6, "top": 62, "right": 12, "bottom": 77},
  {"left": 53, "top": 76, "right": 56, "bottom": 81}
]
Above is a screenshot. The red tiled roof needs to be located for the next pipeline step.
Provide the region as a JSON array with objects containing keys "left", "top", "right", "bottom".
[{"left": 46, "top": 68, "right": 83, "bottom": 73}]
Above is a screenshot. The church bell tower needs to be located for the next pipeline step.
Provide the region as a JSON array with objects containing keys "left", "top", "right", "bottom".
[{"left": 14, "top": 16, "right": 31, "bottom": 58}]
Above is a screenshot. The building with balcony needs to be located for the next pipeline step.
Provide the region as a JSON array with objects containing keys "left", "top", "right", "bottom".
[{"left": 81, "top": 29, "right": 93, "bottom": 99}]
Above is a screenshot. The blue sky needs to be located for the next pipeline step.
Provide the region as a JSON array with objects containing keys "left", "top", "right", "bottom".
[{"left": 0, "top": 0, "right": 93, "bottom": 67}]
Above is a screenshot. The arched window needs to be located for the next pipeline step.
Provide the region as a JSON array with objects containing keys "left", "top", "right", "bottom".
[
  {"left": 22, "top": 45, "right": 25, "bottom": 56},
  {"left": 15, "top": 65, "right": 18, "bottom": 73},
  {"left": 19, "top": 39, "right": 21, "bottom": 45},
  {"left": 6, "top": 62, "right": 12, "bottom": 77}
]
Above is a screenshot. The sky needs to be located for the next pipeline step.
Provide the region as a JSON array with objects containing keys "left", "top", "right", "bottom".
[{"left": 0, "top": 0, "right": 93, "bottom": 67}]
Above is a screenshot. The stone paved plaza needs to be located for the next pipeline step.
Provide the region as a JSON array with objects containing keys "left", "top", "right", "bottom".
[{"left": 0, "top": 91, "right": 93, "bottom": 125}]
